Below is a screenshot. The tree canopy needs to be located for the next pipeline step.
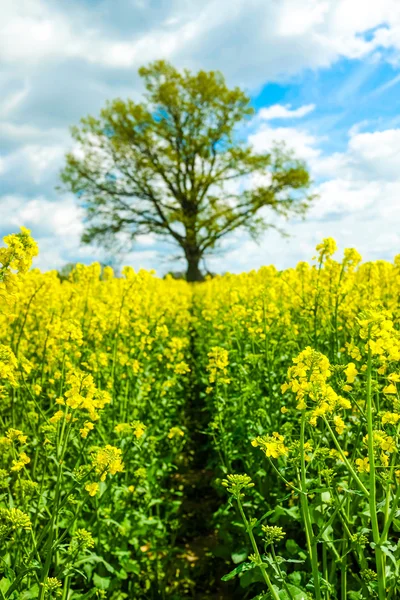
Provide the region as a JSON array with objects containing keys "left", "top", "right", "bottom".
[{"left": 60, "top": 60, "right": 313, "bottom": 281}]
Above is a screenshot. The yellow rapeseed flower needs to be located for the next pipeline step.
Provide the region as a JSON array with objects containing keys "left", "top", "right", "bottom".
[
  {"left": 85, "top": 482, "right": 99, "bottom": 496},
  {"left": 356, "top": 457, "right": 370, "bottom": 473},
  {"left": 92, "top": 445, "right": 124, "bottom": 481},
  {"left": 11, "top": 451, "right": 30, "bottom": 472},
  {"left": 344, "top": 363, "right": 358, "bottom": 384},
  {"left": 168, "top": 426, "right": 185, "bottom": 439}
]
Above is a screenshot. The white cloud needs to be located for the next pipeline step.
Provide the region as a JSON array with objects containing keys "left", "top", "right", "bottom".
[
  {"left": 249, "top": 125, "right": 321, "bottom": 162},
  {"left": 343, "top": 129, "right": 400, "bottom": 180},
  {"left": 0, "top": 143, "right": 66, "bottom": 189},
  {"left": 258, "top": 104, "right": 316, "bottom": 120},
  {"left": 250, "top": 122, "right": 400, "bottom": 196},
  {"left": 0, "top": 121, "right": 65, "bottom": 144},
  {"left": 311, "top": 179, "right": 392, "bottom": 219},
  {"left": 221, "top": 122, "right": 400, "bottom": 270},
  {"left": 0, "top": 0, "right": 81, "bottom": 65},
  {"left": 307, "top": 128, "right": 400, "bottom": 203},
  {"left": 2, "top": 0, "right": 400, "bottom": 85},
  {"left": 135, "top": 234, "right": 158, "bottom": 247},
  {"left": 0, "top": 194, "right": 83, "bottom": 237}
]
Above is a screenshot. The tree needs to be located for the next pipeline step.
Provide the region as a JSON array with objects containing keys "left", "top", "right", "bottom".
[
  {"left": 57, "top": 262, "right": 77, "bottom": 281},
  {"left": 59, "top": 61, "right": 313, "bottom": 282}
]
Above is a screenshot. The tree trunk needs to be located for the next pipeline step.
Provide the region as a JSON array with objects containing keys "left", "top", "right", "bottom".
[{"left": 186, "top": 254, "right": 204, "bottom": 283}]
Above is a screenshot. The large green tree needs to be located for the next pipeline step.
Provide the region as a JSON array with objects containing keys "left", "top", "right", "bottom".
[{"left": 60, "top": 61, "right": 313, "bottom": 281}]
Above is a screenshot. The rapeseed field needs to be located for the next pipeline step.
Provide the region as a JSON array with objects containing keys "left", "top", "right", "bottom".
[{"left": 1, "top": 229, "right": 400, "bottom": 599}]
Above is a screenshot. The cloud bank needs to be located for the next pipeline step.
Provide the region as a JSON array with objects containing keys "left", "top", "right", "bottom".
[{"left": 1, "top": 0, "right": 400, "bottom": 273}]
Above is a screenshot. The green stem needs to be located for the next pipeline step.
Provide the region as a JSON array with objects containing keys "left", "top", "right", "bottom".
[
  {"left": 300, "top": 412, "right": 321, "bottom": 600},
  {"left": 380, "top": 484, "right": 400, "bottom": 543},
  {"left": 236, "top": 496, "right": 280, "bottom": 600},
  {"left": 38, "top": 411, "right": 72, "bottom": 599},
  {"left": 366, "top": 340, "right": 386, "bottom": 600},
  {"left": 323, "top": 417, "right": 369, "bottom": 498},
  {"left": 266, "top": 456, "right": 303, "bottom": 495},
  {"left": 341, "top": 546, "right": 347, "bottom": 600},
  {"left": 322, "top": 542, "right": 329, "bottom": 600},
  {"left": 271, "top": 544, "right": 294, "bottom": 600}
]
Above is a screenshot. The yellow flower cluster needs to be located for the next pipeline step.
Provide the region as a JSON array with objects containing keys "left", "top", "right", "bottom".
[
  {"left": 40, "top": 577, "right": 62, "bottom": 597},
  {"left": 381, "top": 411, "right": 400, "bottom": 425},
  {"left": 114, "top": 421, "right": 146, "bottom": 438},
  {"left": 282, "top": 347, "right": 350, "bottom": 428},
  {"left": 251, "top": 432, "right": 288, "bottom": 459},
  {"left": 0, "top": 427, "right": 30, "bottom": 473},
  {"left": 363, "top": 430, "right": 396, "bottom": 454},
  {"left": 0, "top": 345, "right": 19, "bottom": 387},
  {"left": 0, "top": 507, "right": 32, "bottom": 535},
  {"left": 359, "top": 309, "right": 400, "bottom": 364},
  {"left": 62, "top": 370, "right": 112, "bottom": 420},
  {"left": 68, "top": 528, "right": 95, "bottom": 552},
  {"left": 0, "top": 227, "right": 38, "bottom": 305},
  {"left": 315, "top": 237, "right": 337, "bottom": 262},
  {"left": 91, "top": 444, "right": 125, "bottom": 481},
  {"left": 206, "top": 346, "right": 230, "bottom": 389},
  {"left": 11, "top": 451, "right": 30, "bottom": 472},
  {"left": 168, "top": 426, "right": 185, "bottom": 439},
  {"left": 4, "top": 428, "right": 27, "bottom": 444}
]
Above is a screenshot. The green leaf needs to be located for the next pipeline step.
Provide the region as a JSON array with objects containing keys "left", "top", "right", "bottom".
[
  {"left": 0, "top": 579, "right": 10, "bottom": 594},
  {"left": 93, "top": 574, "right": 110, "bottom": 590},
  {"left": 342, "top": 488, "right": 365, "bottom": 497},
  {"left": 270, "top": 505, "right": 301, "bottom": 522},
  {"left": 84, "top": 554, "right": 115, "bottom": 574},
  {"left": 231, "top": 549, "right": 249, "bottom": 564},
  {"left": 221, "top": 561, "right": 256, "bottom": 581},
  {"left": 348, "top": 592, "right": 363, "bottom": 599},
  {"left": 286, "top": 539, "right": 301, "bottom": 555},
  {"left": 278, "top": 584, "right": 308, "bottom": 599},
  {"left": 19, "top": 585, "right": 40, "bottom": 599},
  {"left": 381, "top": 543, "right": 399, "bottom": 575},
  {"left": 121, "top": 559, "right": 140, "bottom": 575},
  {"left": 288, "top": 572, "right": 303, "bottom": 586},
  {"left": 239, "top": 568, "right": 266, "bottom": 588}
]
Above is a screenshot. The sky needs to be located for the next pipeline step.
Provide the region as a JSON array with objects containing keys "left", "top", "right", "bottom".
[{"left": 1, "top": 0, "right": 400, "bottom": 275}]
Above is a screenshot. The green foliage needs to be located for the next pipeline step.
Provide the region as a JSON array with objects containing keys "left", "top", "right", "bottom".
[{"left": 59, "top": 60, "right": 313, "bottom": 281}]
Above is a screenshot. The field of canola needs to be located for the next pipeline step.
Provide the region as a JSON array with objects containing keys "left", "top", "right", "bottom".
[{"left": 1, "top": 229, "right": 400, "bottom": 600}]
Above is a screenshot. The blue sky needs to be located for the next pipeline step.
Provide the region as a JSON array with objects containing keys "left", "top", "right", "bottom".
[{"left": 1, "top": 0, "right": 400, "bottom": 274}]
